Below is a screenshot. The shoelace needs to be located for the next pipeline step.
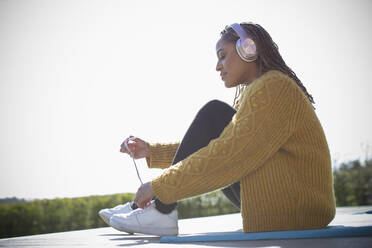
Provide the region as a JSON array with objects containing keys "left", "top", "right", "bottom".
[
  {"left": 124, "top": 137, "right": 143, "bottom": 185},
  {"left": 129, "top": 202, "right": 155, "bottom": 216}
]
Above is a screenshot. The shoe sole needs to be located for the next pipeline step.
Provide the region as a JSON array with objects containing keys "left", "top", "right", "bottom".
[
  {"left": 99, "top": 213, "right": 134, "bottom": 235},
  {"left": 110, "top": 217, "right": 178, "bottom": 236}
]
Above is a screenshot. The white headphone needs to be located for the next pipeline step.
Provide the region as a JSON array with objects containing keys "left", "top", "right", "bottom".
[{"left": 230, "top": 23, "right": 257, "bottom": 62}]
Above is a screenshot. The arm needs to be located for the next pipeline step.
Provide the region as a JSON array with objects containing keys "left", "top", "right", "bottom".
[
  {"left": 120, "top": 137, "right": 179, "bottom": 169},
  {"left": 151, "top": 71, "right": 307, "bottom": 203},
  {"left": 145, "top": 142, "right": 180, "bottom": 169}
]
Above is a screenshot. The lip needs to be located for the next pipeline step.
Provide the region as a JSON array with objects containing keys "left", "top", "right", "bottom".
[{"left": 220, "top": 72, "right": 227, "bottom": 79}]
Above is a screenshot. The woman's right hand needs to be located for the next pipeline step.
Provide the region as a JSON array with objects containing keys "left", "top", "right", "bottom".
[{"left": 120, "top": 136, "right": 150, "bottom": 159}]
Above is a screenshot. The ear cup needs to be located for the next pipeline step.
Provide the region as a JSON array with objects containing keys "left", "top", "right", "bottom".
[
  {"left": 230, "top": 23, "right": 257, "bottom": 62},
  {"left": 236, "top": 36, "right": 257, "bottom": 62}
]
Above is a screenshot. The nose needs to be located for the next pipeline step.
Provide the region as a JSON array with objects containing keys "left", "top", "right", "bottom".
[{"left": 216, "top": 60, "right": 222, "bottom": 72}]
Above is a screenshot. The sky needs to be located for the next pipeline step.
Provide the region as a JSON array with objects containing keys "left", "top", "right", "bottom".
[{"left": 0, "top": 0, "right": 371, "bottom": 200}]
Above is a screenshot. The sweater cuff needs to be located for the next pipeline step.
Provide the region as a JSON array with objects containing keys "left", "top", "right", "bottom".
[
  {"left": 145, "top": 142, "right": 179, "bottom": 169},
  {"left": 151, "top": 177, "right": 175, "bottom": 204}
]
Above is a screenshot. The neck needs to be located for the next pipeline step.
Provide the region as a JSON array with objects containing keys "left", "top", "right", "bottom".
[{"left": 243, "top": 64, "right": 260, "bottom": 85}]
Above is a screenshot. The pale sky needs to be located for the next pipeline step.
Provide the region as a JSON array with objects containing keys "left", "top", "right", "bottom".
[{"left": 1, "top": 0, "right": 371, "bottom": 199}]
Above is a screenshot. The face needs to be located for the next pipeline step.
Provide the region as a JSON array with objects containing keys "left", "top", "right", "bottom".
[{"left": 215, "top": 38, "right": 259, "bottom": 88}]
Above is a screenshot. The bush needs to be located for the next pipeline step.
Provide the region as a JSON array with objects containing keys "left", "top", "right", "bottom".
[
  {"left": 0, "top": 193, "right": 133, "bottom": 238},
  {"left": 333, "top": 159, "right": 372, "bottom": 206}
]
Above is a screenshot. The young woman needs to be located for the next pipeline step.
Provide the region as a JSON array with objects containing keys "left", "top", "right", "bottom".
[{"left": 100, "top": 22, "right": 336, "bottom": 236}]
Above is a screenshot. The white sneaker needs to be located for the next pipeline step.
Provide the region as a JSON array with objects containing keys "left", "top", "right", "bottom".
[
  {"left": 110, "top": 201, "right": 179, "bottom": 236},
  {"left": 98, "top": 202, "right": 134, "bottom": 225}
]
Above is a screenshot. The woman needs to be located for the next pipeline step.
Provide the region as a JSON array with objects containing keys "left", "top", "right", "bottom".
[{"left": 100, "top": 22, "right": 336, "bottom": 236}]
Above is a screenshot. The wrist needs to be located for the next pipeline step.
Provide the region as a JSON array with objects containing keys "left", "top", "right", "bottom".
[{"left": 145, "top": 142, "right": 151, "bottom": 158}]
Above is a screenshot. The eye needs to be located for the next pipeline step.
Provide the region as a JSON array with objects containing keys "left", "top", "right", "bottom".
[{"left": 217, "top": 50, "right": 225, "bottom": 60}]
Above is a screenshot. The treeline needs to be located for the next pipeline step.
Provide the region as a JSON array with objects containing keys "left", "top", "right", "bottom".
[
  {"left": 0, "top": 197, "right": 26, "bottom": 204},
  {"left": 333, "top": 158, "right": 372, "bottom": 206},
  {"left": 0, "top": 158, "right": 371, "bottom": 239},
  {"left": 0, "top": 193, "right": 133, "bottom": 238},
  {"left": 0, "top": 191, "right": 238, "bottom": 239}
]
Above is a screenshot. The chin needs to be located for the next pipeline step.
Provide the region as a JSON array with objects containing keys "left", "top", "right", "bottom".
[{"left": 224, "top": 81, "right": 237, "bottom": 88}]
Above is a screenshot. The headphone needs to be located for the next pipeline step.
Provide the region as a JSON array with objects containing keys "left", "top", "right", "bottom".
[{"left": 230, "top": 23, "right": 257, "bottom": 62}]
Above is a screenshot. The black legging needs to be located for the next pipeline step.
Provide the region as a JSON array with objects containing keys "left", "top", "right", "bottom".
[{"left": 155, "top": 100, "right": 241, "bottom": 214}]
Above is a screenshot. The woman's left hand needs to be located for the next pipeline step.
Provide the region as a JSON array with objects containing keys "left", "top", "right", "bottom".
[{"left": 134, "top": 182, "right": 155, "bottom": 208}]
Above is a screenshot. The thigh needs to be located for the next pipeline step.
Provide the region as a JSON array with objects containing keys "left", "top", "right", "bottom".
[{"left": 172, "top": 100, "right": 236, "bottom": 165}]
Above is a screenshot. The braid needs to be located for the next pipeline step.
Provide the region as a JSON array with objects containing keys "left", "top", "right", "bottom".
[
  {"left": 233, "top": 83, "right": 247, "bottom": 109},
  {"left": 221, "top": 23, "right": 315, "bottom": 108}
]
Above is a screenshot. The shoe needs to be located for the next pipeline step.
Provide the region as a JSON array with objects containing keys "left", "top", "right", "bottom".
[
  {"left": 98, "top": 202, "right": 134, "bottom": 226},
  {"left": 110, "top": 201, "right": 179, "bottom": 236}
]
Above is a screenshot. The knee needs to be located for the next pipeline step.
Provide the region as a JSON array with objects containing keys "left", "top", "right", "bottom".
[
  {"left": 191, "top": 100, "right": 236, "bottom": 135},
  {"left": 201, "top": 100, "right": 228, "bottom": 113},
  {"left": 200, "top": 99, "right": 234, "bottom": 115}
]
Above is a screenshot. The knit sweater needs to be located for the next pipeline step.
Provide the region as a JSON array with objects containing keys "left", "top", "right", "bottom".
[{"left": 146, "top": 70, "right": 336, "bottom": 233}]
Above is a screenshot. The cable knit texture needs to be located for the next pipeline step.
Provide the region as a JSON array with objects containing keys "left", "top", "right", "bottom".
[
  {"left": 146, "top": 142, "right": 180, "bottom": 169},
  {"left": 148, "top": 70, "right": 335, "bottom": 233}
]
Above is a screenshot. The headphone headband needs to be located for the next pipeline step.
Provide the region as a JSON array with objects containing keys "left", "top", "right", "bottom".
[{"left": 230, "top": 23, "right": 249, "bottom": 40}]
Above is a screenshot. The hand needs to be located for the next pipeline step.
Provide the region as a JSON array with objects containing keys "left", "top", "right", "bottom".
[
  {"left": 120, "top": 136, "right": 150, "bottom": 159},
  {"left": 134, "top": 182, "right": 155, "bottom": 208}
]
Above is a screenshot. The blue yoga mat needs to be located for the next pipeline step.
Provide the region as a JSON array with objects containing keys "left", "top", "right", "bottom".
[{"left": 160, "top": 225, "right": 372, "bottom": 243}]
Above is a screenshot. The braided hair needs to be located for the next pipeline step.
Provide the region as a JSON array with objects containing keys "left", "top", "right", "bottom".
[{"left": 220, "top": 22, "right": 315, "bottom": 108}]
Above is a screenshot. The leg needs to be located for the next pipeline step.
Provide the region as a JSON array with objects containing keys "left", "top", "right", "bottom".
[
  {"left": 155, "top": 100, "right": 241, "bottom": 213},
  {"left": 221, "top": 181, "right": 241, "bottom": 210}
]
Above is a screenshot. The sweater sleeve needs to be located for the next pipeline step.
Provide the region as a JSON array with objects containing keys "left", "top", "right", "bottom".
[
  {"left": 145, "top": 142, "right": 180, "bottom": 169},
  {"left": 151, "top": 71, "right": 307, "bottom": 203}
]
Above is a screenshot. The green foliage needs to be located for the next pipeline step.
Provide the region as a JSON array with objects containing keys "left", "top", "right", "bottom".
[
  {"left": 333, "top": 159, "right": 372, "bottom": 206},
  {"left": 1, "top": 158, "right": 371, "bottom": 238},
  {"left": 178, "top": 191, "right": 239, "bottom": 219},
  {"left": 0, "top": 193, "right": 133, "bottom": 239}
]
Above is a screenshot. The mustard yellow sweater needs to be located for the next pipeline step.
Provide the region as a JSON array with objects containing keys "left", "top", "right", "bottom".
[{"left": 147, "top": 70, "right": 336, "bottom": 232}]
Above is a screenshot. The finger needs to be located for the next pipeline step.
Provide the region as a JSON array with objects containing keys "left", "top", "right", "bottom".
[
  {"left": 136, "top": 200, "right": 143, "bottom": 209},
  {"left": 133, "top": 192, "right": 140, "bottom": 205},
  {"left": 129, "top": 136, "right": 138, "bottom": 144},
  {"left": 120, "top": 144, "right": 129, "bottom": 153},
  {"left": 140, "top": 198, "right": 149, "bottom": 209},
  {"left": 121, "top": 141, "right": 128, "bottom": 147},
  {"left": 136, "top": 193, "right": 147, "bottom": 208},
  {"left": 133, "top": 186, "right": 142, "bottom": 204},
  {"left": 127, "top": 141, "right": 135, "bottom": 150},
  {"left": 120, "top": 138, "right": 129, "bottom": 151},
  {"left": 127, "top": 141, "right": 137, "bottom": 157},
  {"left": 136, "top": 199, "right": 145, "bottom": 209},
  {"left": 140, "top": 198, "right": 151, "bottom": 209},
  {"left": 135, "top": 194, "right": 146, "bottom": 208},
  {"left": 122, "top": 137, "right": 129, "bottom": 145},
  {"left": 124, "top": 139, "right": 136, "bottom": 156},
  {"left": 120, "top": 147, "right": 128, "bottom": 153}
]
